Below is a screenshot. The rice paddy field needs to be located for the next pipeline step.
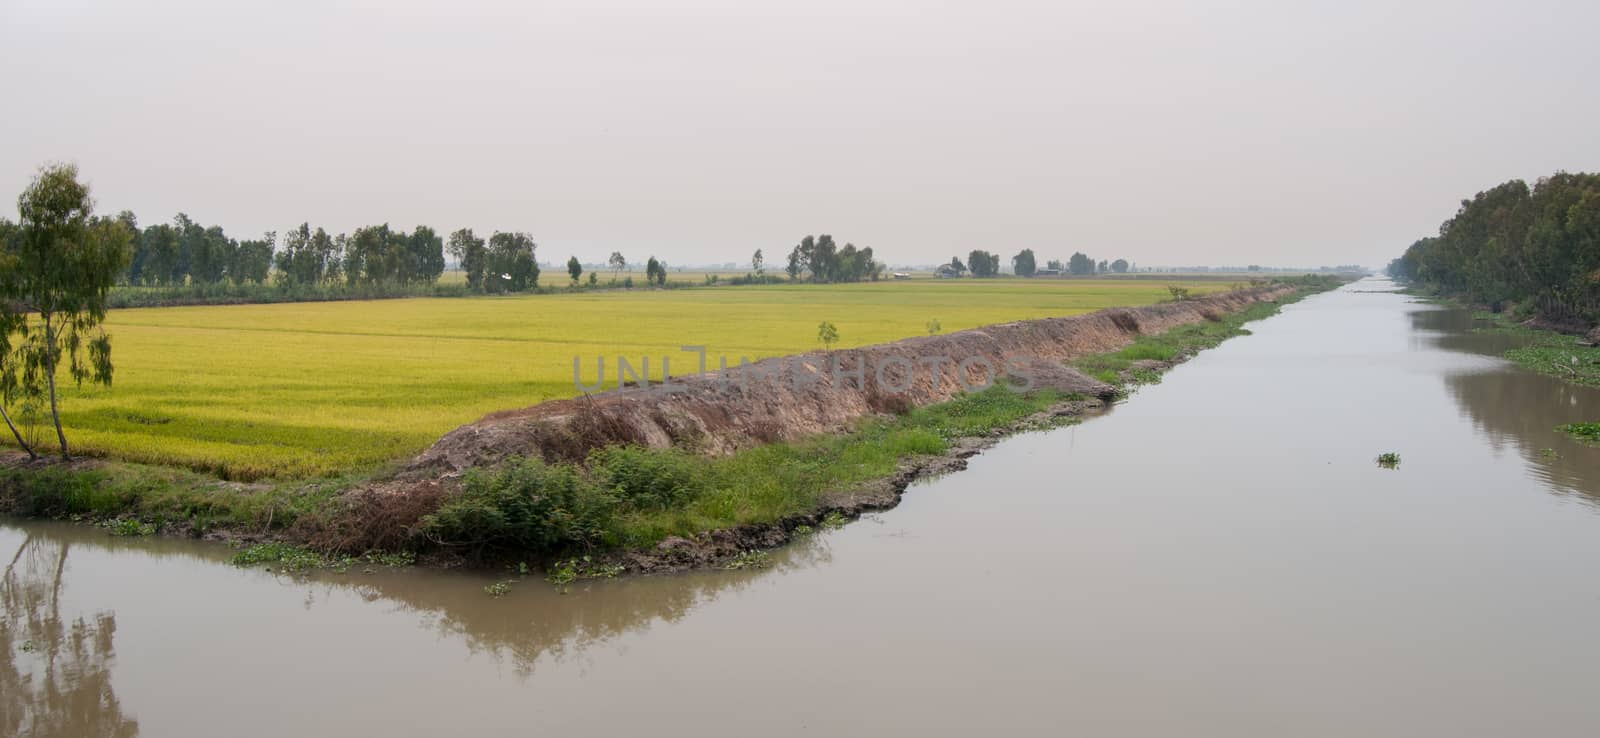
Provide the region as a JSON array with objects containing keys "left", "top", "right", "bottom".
[{"left": 30, "top": 279, "right": 1227, "bottom": 480}]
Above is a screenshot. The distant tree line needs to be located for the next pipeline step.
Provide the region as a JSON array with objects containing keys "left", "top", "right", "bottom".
[
  {"left": 944, "top": 249, "right": 1130, "bottom": 277},
  {"left": 1389, "top": 172, "right": 1600, "bottom": 323},
  {"left": 111, "top": 211, "right": 578, "bottom": 293},
  {"left": 124, "top": 212, "right": 272, "bottom": 286}
]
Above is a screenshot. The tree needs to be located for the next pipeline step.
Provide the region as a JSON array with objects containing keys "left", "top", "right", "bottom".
[
  {"left": 1111, "top": 258, "right": 1130, "bottom": 274},
  {"left": 752, "top": 248, "right": 765, "bottom": 275},
  {"left": 1012, "top": 249, "right": 1037, "bottom": 277},
  {"left": 968, "top": 250, "right": 1000, "bottom": 277},
  {"left": 1, "top": 163, "right": 133, "bottom": 458},
  {"left": 405, "top": 225, "right": 446, "bottom": 284},
  {"left": 448, "top": 228, "right": 487, "bottom": 290},
  {"left": 487, "top": 231, "right": 538, "bottom": 292},
  {"left": 137, "top": 222, "right": 181, "bottom": 285},
  {"left": 0, "top": 220, "right": 30, "bottom": 455},
  {"left": 233, "top": 231, "right": 274, "bottom": 284},
  {"left": 645, "top": 256, "right": 665, "bottom": 286},
  {"left": 786, "top": 238, "right": 809, "bottom": 281},
  {"left": 277, "top": 223, "right": 342, "bottom": 287},
  {"left": 608, "top": 251, "right": 627, "bottom": 277},
  {"left": 588, "top": 271, "right": 598, "bottom": 286},
  {"left": 1046, "top": 259, "right": 1064, "bottom": 271},
  {"left": 948, "top": 257, "right": 967, "bottom": 275},
  {"left": 1097, "top": 259, "right": 1109, "bottom": 274},
  {"left": 1068, "top": 252, "right": 1095, "bottom": 276},
  {"left": 567, "top": 256, "right": 583, "bottom": 284},
  {"left": 817, "top": 321, "right": 839, "bottom": 350}
]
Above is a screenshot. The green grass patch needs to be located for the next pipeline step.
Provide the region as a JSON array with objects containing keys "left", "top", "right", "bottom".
[
  {"left": 0, "top": 461, "right": 352, "bottom": 536},
  {"left": 1073, "top": 298, "right": 1288, "bottom": 387}
]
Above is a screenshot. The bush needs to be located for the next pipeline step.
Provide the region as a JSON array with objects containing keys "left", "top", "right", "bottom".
[
  {"left": 420, "top": 458, "right": 617, "bottom": 556},
  {"left": 588, "top": 445, "right": 705, "bottom": 510}
]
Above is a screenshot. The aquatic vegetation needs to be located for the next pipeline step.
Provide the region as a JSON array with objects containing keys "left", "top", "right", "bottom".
[
  {"left": 484, "top": 580, "right": 513, "bottom": 597},
  {"left": 102, "top": 518, "right": 156, "bottom": 537},
  {"left": 1376, "top": 452, "right": 1401, "bottom": 469},
  {"left": 228, "top": 542, "right": 414, "bottom": 573},
  {"left": 722, "top": 550, "right": 771, "bottom": 570},
  {"left": 231, "top": 543, "right": 328, "bottom": 572},
  {"left": 1557, "top": 423, "right": 1600, "bottom": 444},
  {"left": 1504, "top": 340, "right": 1600, "bottom": 387},
  {"left": 546, "top": 556, "right": 624, "bottom": 587}
]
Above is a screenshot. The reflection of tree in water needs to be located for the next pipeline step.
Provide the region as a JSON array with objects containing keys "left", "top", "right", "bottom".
[
  {"left": 1408, "top": 307, "right": 1533, "bottom": 356},
  {"left": 0, "top": 536, "right": 139, "bottom": 738},
  {"left": 0, "top": 515, "right": 834, "bottom": 714},
  {"left": 1442, "top": 367, "right": 1600, "bottom": 505}
]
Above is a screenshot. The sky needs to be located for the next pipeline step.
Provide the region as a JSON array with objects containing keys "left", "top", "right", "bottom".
[{"left": 3, "top": 0, "right": 1597, "bottom": 269}]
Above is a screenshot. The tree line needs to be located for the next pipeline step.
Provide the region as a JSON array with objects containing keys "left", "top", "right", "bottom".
[
  {"left": 944, "top": 249, "right": 1130, "bottom": 277},
  {"left": 1388, "top": 172, "right": 1600, "bottom": 324},
  {"left": 127, "top": 216, "right": 451, "bottom": 289}
]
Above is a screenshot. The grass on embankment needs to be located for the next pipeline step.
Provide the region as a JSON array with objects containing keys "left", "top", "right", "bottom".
[
  {"left": 2, "top": 278, "right": 1336, "bottom": 567},
  {"left": 1072, "top": 297, "right": 1289, "bottom": 386}
]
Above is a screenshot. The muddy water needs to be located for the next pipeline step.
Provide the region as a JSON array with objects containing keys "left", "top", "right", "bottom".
[{"left": 5, "top": 279, "right": 1600, "bottom": 737}]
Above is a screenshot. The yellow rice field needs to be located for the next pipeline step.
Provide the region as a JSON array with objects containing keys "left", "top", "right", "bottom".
[{"left": 27, "top": 279, "right": 1225, "bottom": 479}]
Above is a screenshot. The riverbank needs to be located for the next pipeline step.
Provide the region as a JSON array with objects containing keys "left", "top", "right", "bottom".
[
  {"left": 1409, "top": 289, "right": 1600, "bottom": 387},
  {"left": 1, "top": 276, "right": 1343, "bottom": 575}
]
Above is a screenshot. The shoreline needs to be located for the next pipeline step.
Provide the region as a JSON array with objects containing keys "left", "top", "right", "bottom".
[
  {"left": 1406, "top": 288, "right": 1600, "bottom": 387},
  {"left": 1, "top": 277, "right": 1344, "bottom": 576}
]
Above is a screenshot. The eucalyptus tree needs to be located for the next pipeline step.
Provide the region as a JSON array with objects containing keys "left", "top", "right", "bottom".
[
  {"left": 448, "top": 228, "right": 487, "bottom": 289},
  {"left": 2, "top": 163, "right": 132, "bottom": 458}
]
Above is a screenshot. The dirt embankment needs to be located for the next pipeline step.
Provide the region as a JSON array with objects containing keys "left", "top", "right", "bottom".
[{"left": 403, "top": 284, "right": 1297, "bottom": 479}]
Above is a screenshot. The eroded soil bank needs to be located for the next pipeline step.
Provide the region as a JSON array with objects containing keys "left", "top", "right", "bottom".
[{"left": 408, "top": 283, "right": 1299, "bottom": 476}]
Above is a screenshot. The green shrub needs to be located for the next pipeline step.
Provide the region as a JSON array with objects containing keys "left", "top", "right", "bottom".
[
  {"left": 421, "top": 458, "right": 617, "bottom": 556},
  {"left": 588, "top": 445, "right": 705, "bottom": 510}
]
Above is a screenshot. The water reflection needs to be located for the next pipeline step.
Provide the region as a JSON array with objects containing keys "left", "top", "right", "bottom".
[
  {"left": 322, "top": 536, "right": 834, "bottom": 677},
  {"left": 0, "top": 519, "right": 831, "bottom": 700},
  {"left": 1, "top": 535, "right": 139, "bottom": 738},
  {"left": 1409, "top": 306, "right": 1600, "bottom": 503},
  {"left": 1408, "top": 306, "right": 1535, "bottom": 355}
]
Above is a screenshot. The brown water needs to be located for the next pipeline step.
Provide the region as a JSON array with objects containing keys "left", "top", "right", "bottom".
[{"left": 5, "top": 278, "right": 1600, "bottom": 737}]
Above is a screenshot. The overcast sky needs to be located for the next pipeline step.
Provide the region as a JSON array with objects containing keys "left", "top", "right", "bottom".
[{"left": 3, "top": 0, "right": 1597, "bottom": 268}]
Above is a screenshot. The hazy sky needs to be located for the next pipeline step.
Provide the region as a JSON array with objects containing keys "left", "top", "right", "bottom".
[{"left": 3, "top": 0, "right": 1597, "bottom": 268}]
